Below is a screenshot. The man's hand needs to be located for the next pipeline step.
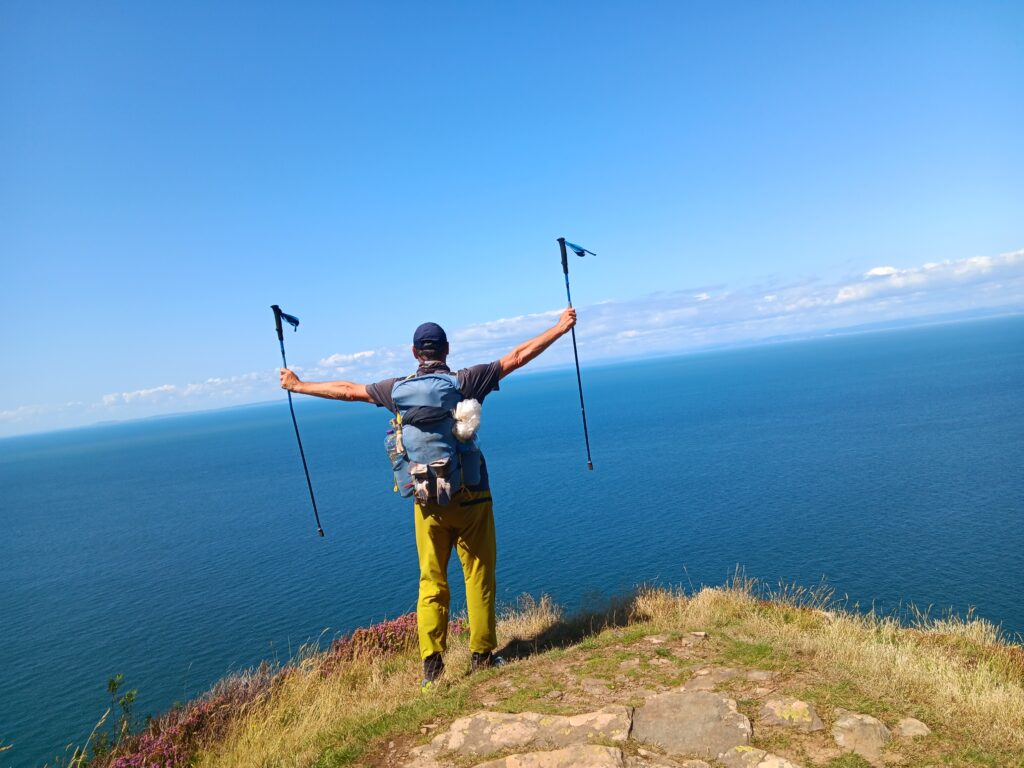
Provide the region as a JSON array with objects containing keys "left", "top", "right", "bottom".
[
  {"left": 499, "top": 306, "right": 579, "bottom": 378},
  {"left": 280, "top": 368, "right": 301, "bottom": 391},
  {"left": 556, "top": 307, "right": 577, "bottom": 335}
]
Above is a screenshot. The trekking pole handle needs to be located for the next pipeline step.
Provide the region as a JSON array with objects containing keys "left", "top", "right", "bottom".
[
  {"left": 558, "top": 237, "right": 569, "bottom": 276},
  {"left": 271, "top": 305, "right": 285, "bottom": 342}
]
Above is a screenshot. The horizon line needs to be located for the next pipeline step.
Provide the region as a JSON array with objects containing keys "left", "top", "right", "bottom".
[{"left": 3, "top": 308, "right": 1020, "bottom": 443}]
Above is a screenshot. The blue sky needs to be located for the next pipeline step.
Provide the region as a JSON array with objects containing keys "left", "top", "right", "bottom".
[{"left": 1, "top": 1, "right": 1022, "bottom": 436}]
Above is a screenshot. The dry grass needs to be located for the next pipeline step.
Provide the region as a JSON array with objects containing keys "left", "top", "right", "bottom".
[
  {"left": 194, "top": 597, "right": 564, "bottom": 768},
  {"left": 181, "top": 582, "right": 1024, "bottom": 767},
  {"left": 634, "top": 579, "right": 1024, "bottom": 755},
  {"left": 194, "top": 645, "right": 431, "bottom": 768}
]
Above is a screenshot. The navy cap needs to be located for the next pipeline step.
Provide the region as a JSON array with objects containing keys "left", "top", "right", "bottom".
[{"left": 413, "top": 322, "right": 448, "bottom": 350}]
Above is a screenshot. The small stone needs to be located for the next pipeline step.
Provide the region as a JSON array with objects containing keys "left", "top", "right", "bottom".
[
  {"left": 388, "top": 741, "right": 396, "bottom": 750},
  {"left": 650, "top": 656, "right": 671, "bottom": 666},
  {"left": 832, "top": 708, "right": 891, "bottom": 765},
  {"left": 632, "top": 690, "right": 751, "bottom": 758},
  {"left": 683, "top": 667, "right": 741, "bottom": 691},
  {"left": 894, "top": 717, "right": 931, "bottom": 738},
  {"left": 545, "top": 689, "right": 564, "bottom": 700},
  {"left": 582, "top": 677, "right": 612, "bottom": 695},
  {"left": 620, "top": 658, "right": 641, "bottom": 669},
  {"left": 760, "top": 697, "right": 823, "bottom": 732},
  {"left": 647, "top": 634, "right": 671, "bottom": 645},
  {"left": 745, "top": 670, "right": 775, "bottom": 682},
  {"left": 690, "top": 631, "right": 708, "bottom": 639}
]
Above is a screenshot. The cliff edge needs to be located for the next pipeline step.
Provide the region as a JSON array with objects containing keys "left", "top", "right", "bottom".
[{"left": 62, "top": 581, "right": 1024, "bottom": 768}]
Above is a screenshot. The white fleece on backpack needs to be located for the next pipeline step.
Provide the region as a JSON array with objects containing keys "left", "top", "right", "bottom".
[{"left": 453, "top": 399, "right": 481, "bottom": 442}]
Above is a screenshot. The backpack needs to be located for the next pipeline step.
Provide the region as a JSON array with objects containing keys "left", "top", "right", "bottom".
[{"left": 385, "top": 373, "right": 482, "bottom": 505}]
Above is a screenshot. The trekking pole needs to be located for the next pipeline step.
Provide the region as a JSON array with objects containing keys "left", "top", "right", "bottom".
[
  {"left": 557, "top": 237, "right": 595, "bottom": 471},
  {"left": 271, "top": 305, "right": 325, "bottom": 537}
]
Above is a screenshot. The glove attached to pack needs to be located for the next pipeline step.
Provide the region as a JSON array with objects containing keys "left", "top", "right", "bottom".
[{"left": 384, "top": 373, "right": 482, "bottom": 506}]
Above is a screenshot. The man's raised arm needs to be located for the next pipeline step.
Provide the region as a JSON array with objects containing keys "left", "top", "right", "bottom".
[
  {"left": 498, "top": 307, "right": 576, "bottom": 379},
  {"left": 279, "top": 369, "right": 373, "bottom": 403}
]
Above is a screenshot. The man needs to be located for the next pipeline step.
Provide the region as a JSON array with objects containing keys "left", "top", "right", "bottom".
[{"left": 279, "top": 306, "right": 577, "bottom": 688}]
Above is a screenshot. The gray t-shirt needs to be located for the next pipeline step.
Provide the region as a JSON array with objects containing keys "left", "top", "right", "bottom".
[{"left": 366, "top": 361, "right": 502, "bottom": 492}]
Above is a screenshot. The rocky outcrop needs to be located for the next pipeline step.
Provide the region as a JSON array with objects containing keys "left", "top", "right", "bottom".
[
  {"left": 405, "top": 687, "right": 759, "bottom": 767},
  {"left": 415, "top": 706, "right": 631, "bottom": 758},
  {"left": 404, "top": 666, "right": 930, "bottom": 768},
  {"left": 473, "top": 745, "right": 625, "bottom": 768}
]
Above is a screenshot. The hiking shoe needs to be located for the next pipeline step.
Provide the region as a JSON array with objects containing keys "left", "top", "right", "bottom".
[
  {"left": 471, "top": 651, "right": 506, "bottom": 672},
  {"left": 421, "top": 652, "right": 444, "bottom": 691}
]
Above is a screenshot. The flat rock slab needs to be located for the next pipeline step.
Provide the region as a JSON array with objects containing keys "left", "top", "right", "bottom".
[
  {"left": 473, "top": 745, "right": 625, "bottom": 768},
  {"left": 832, "top": 709, "right": 891, "bottom": 765},
  {"left": 894, "top": 717, "right": 931, "bottom": 738},
  {"left": 628, "top": 757, "right": 712, "bottom": 768},
  {"left": 682, "top": 667, "right": 742, "bottom": 691},
  {"left": 630, "top": 750, "right": 712, "bottom": 768},
  {"left": 760, "top": 697, "right": 823, "bottom": 731},
  {"left": 720, "top": 746, "right": 803, "bottom": 768},
  {"left": 632, "top": 690, "right": 752, "bottom": 758},
  {"left": 422, "top": 706, "right": 632, "bottom": 757}
]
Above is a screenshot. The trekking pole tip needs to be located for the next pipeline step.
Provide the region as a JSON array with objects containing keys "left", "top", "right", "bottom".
[
  {"left": 317, "top": 528, "right": 325, "bottom": 537},
  {"left": 587, "top": 461, "right": 594, "bottom": 471}
]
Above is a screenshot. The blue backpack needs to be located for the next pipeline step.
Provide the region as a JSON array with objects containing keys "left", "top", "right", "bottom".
[{"left": 385, "top": 373, "right": 482, "bottom": 505}]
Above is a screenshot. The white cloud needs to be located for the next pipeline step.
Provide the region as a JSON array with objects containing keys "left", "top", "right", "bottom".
[
  {"left": 102, "top": 384, "right": 178, "bottom": 406},
  {"left": 180, "top": 372, "right": 264, "bottom": 398},
  {"left": 0, "top": 401, "right": 87, "bottom": 426},
  {"left": 453, "top": 311, "right": 561, "bottom": 344},
  {"left": 98, "top": 372, "right": 271, "bottom": 411},
  {"left": 319, "top": 350, "right": 376, "bottom": 367},
  {"left": 3, "top": 248, "right": 1022, "bottom": 438},
  {"left": 834, "top": 250, "right": 1022, "bottom": 305}
]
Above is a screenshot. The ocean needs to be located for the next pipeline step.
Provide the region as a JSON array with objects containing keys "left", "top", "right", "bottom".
[{"left": 1, "top": 316, "right": 1022, "bottom": 767}]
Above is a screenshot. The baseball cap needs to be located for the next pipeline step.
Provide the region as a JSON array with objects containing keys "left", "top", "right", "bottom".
[{"left": 413, "top": 322, "right": 448, "bottom": 350}]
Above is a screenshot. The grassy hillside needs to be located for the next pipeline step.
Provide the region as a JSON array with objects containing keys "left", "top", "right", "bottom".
[{"left": 61, "top": 578, "right": 1024, "bottom": 768}]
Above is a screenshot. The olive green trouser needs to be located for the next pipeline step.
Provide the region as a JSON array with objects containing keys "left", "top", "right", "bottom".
[{"left": 414, "top": 488, "right": 497, "bottom": 659}]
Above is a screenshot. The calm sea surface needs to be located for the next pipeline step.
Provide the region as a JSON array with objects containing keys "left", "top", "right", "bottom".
[{"left": 2, "top": 317, "right": 1022, "bottom": 766}]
